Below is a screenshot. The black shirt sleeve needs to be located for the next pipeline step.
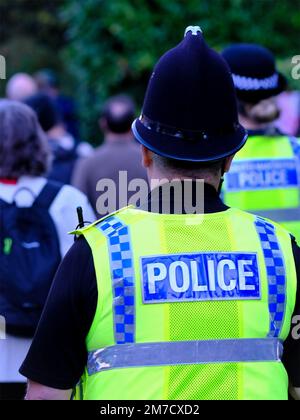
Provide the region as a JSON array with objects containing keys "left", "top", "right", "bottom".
[
  {"left": 282, "top": 236, "right": 300, "bottom": 388},
  {"left": 20, "top": 232, "right": 300, "bottom": 390},
  {"left": 19, "top": 237, "right": 97, "bottom": 390}
]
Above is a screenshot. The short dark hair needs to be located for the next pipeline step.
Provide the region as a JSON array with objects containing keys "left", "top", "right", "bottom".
[
  {"left": 238, "top": 98, "right": 280, "bottom": 124},
  {"left": 152, "top": 154, "right": 224, "bottom": 178},
  {"left": 0, "top": 100, "right": 51, "bottom": 178},
  {"left": 102, "top": 95, "right": 135, "bottom": 134},
  {"left": 24, "top": 93, "right": 61, "bottom": 132}
]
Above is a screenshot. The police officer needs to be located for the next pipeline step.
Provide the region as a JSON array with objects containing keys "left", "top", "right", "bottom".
[
  {"left": 222, "top": 44, "right": 300, "bottom": 243},
  {"left": 21, "top": 28, "right": 300, "bottom": 400}
]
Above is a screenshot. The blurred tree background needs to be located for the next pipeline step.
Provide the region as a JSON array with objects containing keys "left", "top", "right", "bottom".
[
  {"left": 1, "top": 0, "right": 300, "bottom": 143},
  {"left": 0, "top": 0, "right": 67, "bottom": 90}
]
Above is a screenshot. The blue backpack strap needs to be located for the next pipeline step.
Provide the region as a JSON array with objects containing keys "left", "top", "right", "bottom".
[{"left": 34, "top": 181, "right": 63, "bottom": 209}]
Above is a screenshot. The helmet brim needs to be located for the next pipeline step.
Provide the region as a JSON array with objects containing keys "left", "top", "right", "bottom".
[{"left": 132, "top": 118, "right": 248, "bottom": 162}]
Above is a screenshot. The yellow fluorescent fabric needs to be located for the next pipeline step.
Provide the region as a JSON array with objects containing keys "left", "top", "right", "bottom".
[
  {"left": 74, "top": 206, "right": 296, "bottom": 400},
  {"left": 223, "top": 135, "right": 300, "bottom": 242}
]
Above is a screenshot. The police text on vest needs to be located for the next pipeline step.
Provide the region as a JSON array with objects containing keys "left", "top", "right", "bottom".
[{"left": 141, "top": 252, "right": 260, "bottom": 303}]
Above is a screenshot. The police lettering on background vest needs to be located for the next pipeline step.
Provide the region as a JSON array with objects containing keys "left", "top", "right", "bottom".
[{"left": 226, "top": 158, "right": 297, "bottom": 191}]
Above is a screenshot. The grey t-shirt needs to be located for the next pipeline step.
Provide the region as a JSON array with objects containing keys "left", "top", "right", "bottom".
[{"left": 72, "top": 140, "right": 148, "bottom": 218}]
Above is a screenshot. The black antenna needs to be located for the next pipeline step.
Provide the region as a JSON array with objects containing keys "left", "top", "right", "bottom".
[{"left": 77, "top": 206, "right": 84, "bottom": 229}]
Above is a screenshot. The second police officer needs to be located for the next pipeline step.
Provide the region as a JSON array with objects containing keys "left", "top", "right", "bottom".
[{"left": 222, "top": 43, "right": 300, "bottom": 243}]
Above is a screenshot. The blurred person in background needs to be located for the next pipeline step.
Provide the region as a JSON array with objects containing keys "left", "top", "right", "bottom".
[
  {"left": 35, "top": 69, "right": 79, "bottom": 139},
  {"left": 25, "top": 93, "right": 86, "bottom": 185},
  {"left": 222, "top": 44, "right": 300, "bottom": 243},
  {"left": 276, "top": 90, "right": 300, "bottom": 137},
  {"left": 0, "top": 100, "right": 95, "bottom": 400},
  {"left": 5, "top": 73, "right": 37, "bottom": 102},
  {"left": 72, "top": 94, "right": 148, "bottom": 217}
]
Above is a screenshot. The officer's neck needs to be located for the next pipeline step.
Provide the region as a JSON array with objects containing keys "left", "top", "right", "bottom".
[
  {"left": 141, "top": 179, "right": 228, "bottom": 214},
  {"left": 148, "top": 172, "right": 220, "bottom": 193}
]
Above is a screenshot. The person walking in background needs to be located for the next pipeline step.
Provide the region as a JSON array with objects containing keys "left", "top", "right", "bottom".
[
  {"left": 222, "top": 44, "right": 300, "bottom": 243},
  {"left": 72, "top": 94, "right": 148, "bottom": 217},
  {"left": 0, "top": 100, "right": 95, "bottom": 400},
  {"left": 5, "top": 73, "right": 37, "bottom": 102},
  {"left": 24, "top": 93, "right": 88, "bottom": 185},
  {"left": 34, "top": 69, "right": 79, "bottom": 139}
]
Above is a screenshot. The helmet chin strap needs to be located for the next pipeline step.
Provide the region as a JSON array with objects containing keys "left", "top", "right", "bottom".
[{"left": 217, "top": 160, "right": 227, "bottom": 195}]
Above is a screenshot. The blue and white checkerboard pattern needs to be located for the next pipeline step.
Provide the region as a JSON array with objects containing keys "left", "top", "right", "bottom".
[
  {"left": 97, "top": 216, "right": 135, "bottom": 344},
  {"left": 289, "top": 136, "right": 300, "bottom": 159},
  {"left": 254, "top": 217, "right": 286, "bottom": 338}
]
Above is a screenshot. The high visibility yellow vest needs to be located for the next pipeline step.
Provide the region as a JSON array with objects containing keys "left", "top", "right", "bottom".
[
  {"left": 74, "top": 206, "right": 297, "bottom": 400},
  {"left": 223, "top": 135, "right": 300, "bottom": 243}
]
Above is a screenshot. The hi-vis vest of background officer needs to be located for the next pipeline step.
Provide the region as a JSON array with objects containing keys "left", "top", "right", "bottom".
[
  {"left": 74, "top": 206, "right": 296, "bottom": 400},
  {"left": 223, "top": 135, "right": 300, "bottom": 243}
]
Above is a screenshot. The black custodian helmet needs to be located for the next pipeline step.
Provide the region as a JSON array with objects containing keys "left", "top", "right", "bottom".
[
  {"left": 222, "top": 43, "right": 287, "bottom": 104},
  {"left": 132, "top": 26, "right": 247, "bottom": 162}
]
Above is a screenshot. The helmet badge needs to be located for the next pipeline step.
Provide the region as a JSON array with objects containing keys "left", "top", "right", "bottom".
[{"left": 184, "top": 26, "right": 203, "bottom": 37}]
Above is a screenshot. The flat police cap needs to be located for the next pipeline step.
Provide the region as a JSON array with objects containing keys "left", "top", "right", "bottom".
[
  {"left": 132, "top": 26, "right": 247, "bottom": 162},
  {"left": 222, "top": 43, "right": 287, "bottom": 104}
]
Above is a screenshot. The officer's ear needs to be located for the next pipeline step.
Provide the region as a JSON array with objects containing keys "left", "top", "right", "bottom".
[
  {"left": 141, "top": 145, "right": 153, "bottom": 168},
  {"left": 224, "top": 154, "right": 235, "bottom": 173}
]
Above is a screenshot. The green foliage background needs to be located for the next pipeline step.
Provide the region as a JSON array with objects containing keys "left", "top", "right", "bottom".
[
  {"left": 62, "top": 0, "right": 300, "bottom": 142},
  {"left": 1, "top": 0, "right": 300, "bottom": 143},
  {"left": 0, "top": 0, "right": 66, "bottom": 88}
]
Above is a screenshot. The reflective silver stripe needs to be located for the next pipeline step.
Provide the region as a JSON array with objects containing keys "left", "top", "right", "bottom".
[
  {"left": 250, "top": 208, "right": 300, "bottom": 222},
  {"left": 87, "top": 338, "right": 283, "bottom": 376}
]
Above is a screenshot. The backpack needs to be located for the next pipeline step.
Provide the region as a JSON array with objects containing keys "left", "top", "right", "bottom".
[{"left": 0, "top": 181, "right": 62, "bottom": 337}]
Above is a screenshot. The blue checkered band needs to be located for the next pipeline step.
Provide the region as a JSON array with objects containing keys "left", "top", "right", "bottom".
[
  {"left": 289, "top": 136, "right": 300, "bottom": 202},
  {"left": 97, "top": 216, "right": 135, "bottom": 344},
  {"left": 232, "top": 73, "right": 279, "bottom": 91},
  {"left": 254, "top": 217, "right": 286, "bottom": 338},
  {"left": 289, "top": 136, "right": 300, "bottom": 159}
]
